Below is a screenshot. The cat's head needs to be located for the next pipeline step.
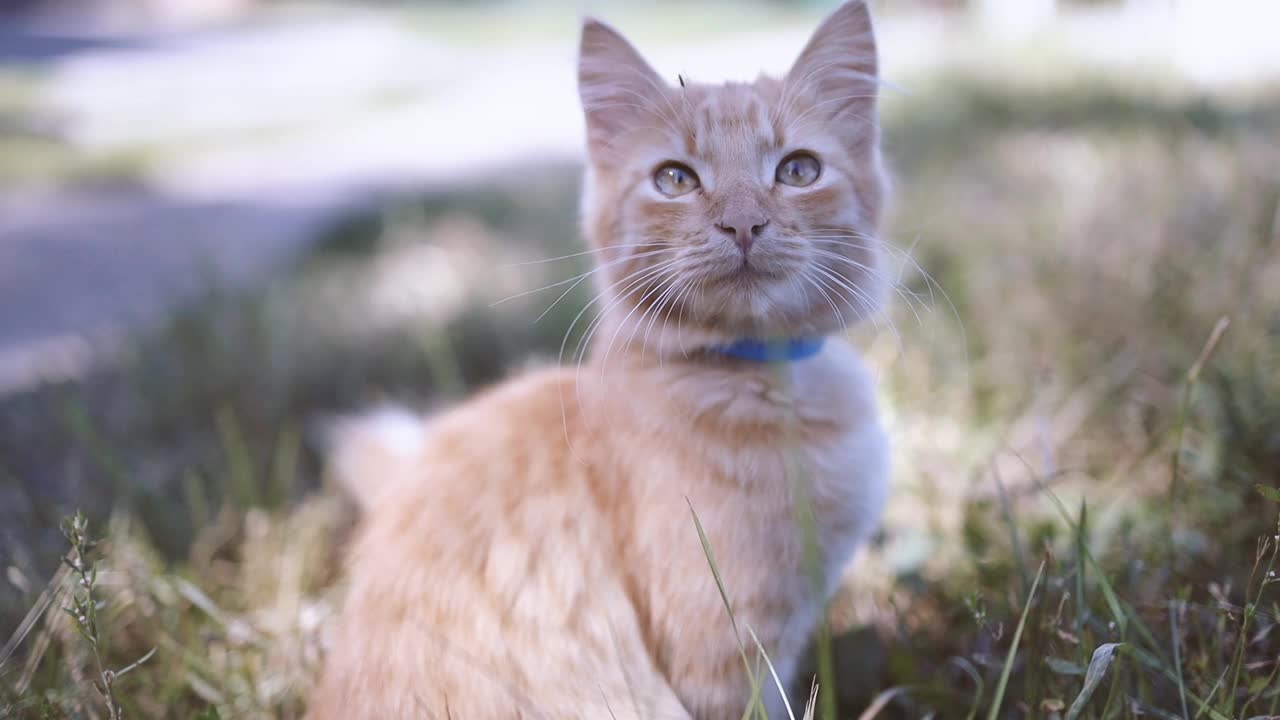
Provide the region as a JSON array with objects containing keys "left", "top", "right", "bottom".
[{"left": 577, "top": 0, "right": 888, "bottom": 354}]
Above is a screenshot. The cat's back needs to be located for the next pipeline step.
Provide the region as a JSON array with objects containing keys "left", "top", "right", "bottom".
[
  {"left": 330, "top": 366, "right": 584, "bottom": 508},
  {"left": 337, "top": 366, "right": 616, "bottom": 574},
  {"left": 310, "top": 366, "right": 688, "bottom": 719}
]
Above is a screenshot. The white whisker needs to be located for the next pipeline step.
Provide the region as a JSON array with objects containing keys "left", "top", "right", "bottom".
[
  {"left": 798, "top": 271, "right": 846, "bottom": 333},
  {"left": 805, "top": 246, "right": 926, "bottom": 328},
  {"left": 532, "top": 248, "right": 675, "bottom": 323},
  {"left": 639, "top": 274, "right": 686, "bottom": 358},
  {"left": 599, "top": 269, "right": 681, "bottom": 373},
  {"left": 501, "top": 243, "right": 668, "bottom": 268},
  {"left": 493, "top": 248, "right": 672, "bottom": 307},
  {"left": 556, "top": 257, "right": 685, "bottom": 461},
  {"left": 808, "top": 230, "right": 970, "bottom": 368},
  {"left": 810, "top": 262, "right": 904, "bottom": 355}
]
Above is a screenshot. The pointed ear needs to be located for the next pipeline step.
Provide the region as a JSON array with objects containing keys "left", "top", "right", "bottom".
[
  {"left": 578, "top": 18, "right": 670, "bottom": 152},
  {"left": 784, "top": 1, "right": 880, "bottom": 132}
]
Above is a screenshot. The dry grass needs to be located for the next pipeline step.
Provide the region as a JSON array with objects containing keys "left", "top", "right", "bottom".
[{"left": 2, "top": 66, "right": 1279, "bottom": 718}]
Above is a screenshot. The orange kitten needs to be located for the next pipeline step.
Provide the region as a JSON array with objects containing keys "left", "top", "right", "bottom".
[{"left": 307, "top": 2, "right": 890, "bottom": 718}]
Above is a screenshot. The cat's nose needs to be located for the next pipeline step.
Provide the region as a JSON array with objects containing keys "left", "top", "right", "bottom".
[{"left": 716, "top": 215, "right": 769, "bottom": 254}]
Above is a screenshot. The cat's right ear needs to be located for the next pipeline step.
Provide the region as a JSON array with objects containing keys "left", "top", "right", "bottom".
[{"left": 578, "top": 18, "right": 668, "bottom": 152}]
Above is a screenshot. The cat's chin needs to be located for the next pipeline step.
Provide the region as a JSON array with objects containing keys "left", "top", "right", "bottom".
[
  {"left": 697, "top": 272, "right": 815, "bottom": 327},
  {"left": 686, "top": 303, "right": 836, "bottom": 344}
]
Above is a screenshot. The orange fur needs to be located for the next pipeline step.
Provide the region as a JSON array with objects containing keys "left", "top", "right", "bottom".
[{"left": 308, "top": 3, "right": 890, "bottom": 718}]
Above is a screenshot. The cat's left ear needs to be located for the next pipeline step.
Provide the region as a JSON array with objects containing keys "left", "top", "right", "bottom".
[
  {"left": 784, "top": 1, "right": 880, "bottom": 144},
  {"left": 578, "top": 17, "right": 669, "bottom": 155}
]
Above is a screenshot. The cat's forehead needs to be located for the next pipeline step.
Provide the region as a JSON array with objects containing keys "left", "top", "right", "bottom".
[{"left": 681, "top": 79, "right": 786, "bottom": 159}]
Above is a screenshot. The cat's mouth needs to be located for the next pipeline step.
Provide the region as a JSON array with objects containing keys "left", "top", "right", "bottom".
[{"left": 724, "top": 257, "right": 786, "bottom": 283}]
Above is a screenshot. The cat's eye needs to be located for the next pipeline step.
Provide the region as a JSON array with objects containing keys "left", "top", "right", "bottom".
[
  {"left": 654, "top": 163, "right": 700, "bottom": 197},
  {"left": 776, "top": 153, "right": 821, "bottom": 187}
]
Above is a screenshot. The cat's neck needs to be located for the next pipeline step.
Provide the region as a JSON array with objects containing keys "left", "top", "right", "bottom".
[
  {"left": 707, "top": 336, "right": 827, "bottom": 363},
  {"left": 580, "top": 333, "right": 875, "bottom": 437},
  {"left": 583, "top": 305, "right": 831, "bottom": 369}
]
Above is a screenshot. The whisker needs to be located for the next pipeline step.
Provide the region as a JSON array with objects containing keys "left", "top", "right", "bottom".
[
  {"left": 493, "top": 248, "right": 673, "bottom": 307},
  {"left": 806, "top": 246, "right": 927, "bottom": 328},
  {"left": 532, "top": 248, "right": 676, "bottom": 324},
  {"left": 809, "top": 234, "right": 947, "bottom": 312},
  {"left": 639, "top": 274, "right": 686, "bottom": 358},
  {"left": 798, "top": 271, "right": 846, "bottom": 334},
  {"left": 572, "top": 266, "right": 677, "bottom": 412},
  {"left": 810, "top": 236, "right": 924, "bottom": 305},
  {"left": 558, "top": 259, "right": 685, "bottom": 367},
  {"left": 808, "top": 230, "right": 971, "bottom": 369},
  {"left": 811, "top": 263, "right": 904, "bottom": 356},
  {"left": 500, "top": 243, "right": 669, "bottom": 268},
  {"left": 563, "top": 259, "right": 683, "bottom": 374},
  {"left": 667, "top": 278, "right": 701, "bottom": 362},
  {"left": 556, "top": 258, "right": 684, "bottom": 459},
  {"left": 599, "top": 269, "right": 681, "bottom": 372}
]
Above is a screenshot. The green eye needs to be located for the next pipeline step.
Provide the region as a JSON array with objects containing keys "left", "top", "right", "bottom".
[
  {"left": 776, "top": 152, "right": 821, "bottom": 187},
  {"left": 654, "top": 163, "right": 700, "bottom": 197}
]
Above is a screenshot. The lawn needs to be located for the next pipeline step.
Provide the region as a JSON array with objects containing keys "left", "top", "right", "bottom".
[{"left": 2, "top": 62, "right": 1279, "bottom": 718}]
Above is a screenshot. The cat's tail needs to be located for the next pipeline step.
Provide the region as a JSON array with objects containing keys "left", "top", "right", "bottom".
[{"left": 320, "top": 406, "right": 426, "bottom": 512}]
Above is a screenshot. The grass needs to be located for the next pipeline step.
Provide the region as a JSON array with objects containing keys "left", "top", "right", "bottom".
[{"left": 2, "top": 62, "right": 1280, "bottom": 718}]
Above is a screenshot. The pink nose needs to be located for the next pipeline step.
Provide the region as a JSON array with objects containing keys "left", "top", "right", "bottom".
[{"left": 716, "top": 214, "right": 769, "bottom": 253}]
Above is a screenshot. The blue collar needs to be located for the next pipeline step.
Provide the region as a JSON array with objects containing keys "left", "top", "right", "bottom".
[{"left": 710, "top": 336, "right": 826, "bottom": 363}]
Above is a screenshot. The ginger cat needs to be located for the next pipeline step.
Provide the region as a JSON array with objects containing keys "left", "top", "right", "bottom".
[{"left": 307, "top": 2, "right": 890, "bottom": 718}]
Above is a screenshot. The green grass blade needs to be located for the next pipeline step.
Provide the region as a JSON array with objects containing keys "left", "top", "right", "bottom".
[
  {"left": 746, "top": 625, "right": 796, "bottom": 720},
  {"left": 114, "top": 647, "right": 157, "bottom": 679},
  {"left": 784, "top": 443, "right": 836, "bottom": 720},
  {"left": 986, "top": 560, "right": 1045, "bottom": 720},
  {"left": 856, "top": 687, "right": 910, "bottom": 720},
  {"left": 1169, "top": 317, "right": 1230, "bottom": 528},
  {"left": 1169, "top": 600, "right": 1189, "bottom": 720},
  {"left": 1124, "top": 646, "right": 1229, "bottom": 720},
  {"left": 1258, "top": 483, "right": 1280, "bottom": 503},
  {"left": 1074, "top": 500, "right": 1088, "bottom": 636},
  {"left": 688, "top": 500, "right": 764, "bottom": 717},
  {"left": 216, "top": 408, "right": 258, "bottom": 508},
  {"left": 950, "top": 657, "right": 984, "bottom": 720},
  {"left": 1034, "top": 480, "right": 1166, "bottom": 658},
  {"left": 992, "top": 462, "right": 1029, "bottom": 593},
  {"left": 268, "top": 426, "right": 300, "bottom": 508},
  {"left": 1064, "top": 642, "right": 1123, "bottom": 720}
]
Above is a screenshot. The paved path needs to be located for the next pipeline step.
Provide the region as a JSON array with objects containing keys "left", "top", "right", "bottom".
[{"left": 0, "top": 185, "right": 358, "bottom": 392}]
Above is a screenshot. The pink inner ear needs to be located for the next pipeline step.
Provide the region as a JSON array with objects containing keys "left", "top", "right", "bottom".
[
  {"left": 578, "top": 19, "right": 671, "bottom": 148},
  {"left": 783, "top": 0, "right": 880, "bottom": 123}
]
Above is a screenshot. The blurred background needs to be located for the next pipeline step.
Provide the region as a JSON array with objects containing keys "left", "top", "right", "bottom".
[{"left": 2, "top": 0, "right": 1279, "bottom": 718}]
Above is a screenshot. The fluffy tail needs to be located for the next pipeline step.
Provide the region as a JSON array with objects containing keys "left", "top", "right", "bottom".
[{"left": 322, "top": 406, "right": 426, "bottom": 512}]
